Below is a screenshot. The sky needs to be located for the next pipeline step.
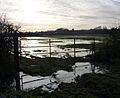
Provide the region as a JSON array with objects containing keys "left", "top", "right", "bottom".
[{"left": 0, "top": 0, "right": 120, "bottom": 31}]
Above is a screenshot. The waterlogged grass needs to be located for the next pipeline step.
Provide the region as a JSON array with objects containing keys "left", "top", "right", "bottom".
[
  {"left": 57, "top": 43, "right": 103, "bottom": 50},
  {"left": 20, "top": 57, "right": 87, "bottom": 76},
  {"left": 20, "top": 39, "right": 103, "bottom": 76},
  {"left": 20, "top": 55, "right": 91, "bottom": 76},
  {"left": 55, "top": 35, "right": 106, "bottom": 41},
  {"left": 58, "top": 44, "right": 92, "bottom": 49},
  {"left": 52, "top": 35, "right": 108, "bottom": 41}
]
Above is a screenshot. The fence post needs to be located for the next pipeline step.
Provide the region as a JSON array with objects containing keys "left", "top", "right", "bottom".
[
  {"left": 21, "top": 76, "right": 23, "bottom": 90},
  {"left": 49, "top": 39, "right": 51, "bottom": 61},
  {"left": 14, "top": 33, "right": 20, "bottom": 90},
  {"left": 91, "top": 38, "right": 96, "bottom": 73},
  {"left": 74, "top": 38, "right": 76, "bottom": 58},
  {"left": 19, "top": 38, "right": 22, "bottom": 64}
]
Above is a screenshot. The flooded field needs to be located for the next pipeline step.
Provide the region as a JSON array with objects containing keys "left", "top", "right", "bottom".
[
  {"left": 20, "top": 36, "right": 102, "bottom": 90},
  {"left": 20, "top": 37, "right": 100, "bottom": 58}
]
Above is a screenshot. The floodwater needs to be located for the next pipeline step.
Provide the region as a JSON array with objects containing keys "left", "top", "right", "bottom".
[
  {"left": 20, "top": 37, "right": 98, "bottom": 58},
  {"left": 20, "top": 37, "right": 102, "bottom": 91},
  {"left": 20, "top": 62, "right": 102, "bottom": 91}
]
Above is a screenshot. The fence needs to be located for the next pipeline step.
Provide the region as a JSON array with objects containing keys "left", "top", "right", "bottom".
[
  {"left": 20, "top": 38, "right": 96, "bottom": 58},
  {"left": 0, "top": 33, "right": 96, "bottom": 90},
  {"left": 19, "top": 37, "right": 96, "bottom": 90}
]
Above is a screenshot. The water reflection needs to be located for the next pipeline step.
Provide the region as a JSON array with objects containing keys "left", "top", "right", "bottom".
[
  {"left": 20, "top": 37, "right": 101, "bottom": 91},
  {"left": 20, "top": 37, "right": 96, "bottom": 58}
]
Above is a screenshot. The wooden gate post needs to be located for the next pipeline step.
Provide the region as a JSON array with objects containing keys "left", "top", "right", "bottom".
[
  {"left": 14, "top": 33, "right": 20, "bottom": 90},
  {"left": 91, "top": 38, "right": 96, "bottom": 73}
]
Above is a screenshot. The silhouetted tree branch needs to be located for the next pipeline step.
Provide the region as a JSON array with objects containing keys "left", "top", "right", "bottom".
[{"left": 0, "top": 15, "right": 20, "bottom": 92}]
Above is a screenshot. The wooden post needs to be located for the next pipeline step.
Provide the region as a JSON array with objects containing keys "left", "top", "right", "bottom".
[
  {"left": 14, "top": 33, "right": 20, "bottom": 90},
  {"left": 74, "top": 38, "right": 76, "bottom": 58},
  {"left": 19, "top": 38, "right": 22, "bottom": 64},
  {"left": 21, "top": 76, "right": 23, "bottom": 90},
  {"left": 91, "top": 38, "right": 95, "bottom": 73},
  {"left": 49, "top": 39, "right": 51, "bottom": 61}
]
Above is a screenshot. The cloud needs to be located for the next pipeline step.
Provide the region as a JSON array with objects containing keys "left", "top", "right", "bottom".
[
  {"left": 53, "top": 0, "right": 79, "bottom": 11},
  {"left": 111, "top": 0, "right": 120, "bottom": 6},
  {"left": 1, "top": 0, "right": 120, "bottom": 30}
]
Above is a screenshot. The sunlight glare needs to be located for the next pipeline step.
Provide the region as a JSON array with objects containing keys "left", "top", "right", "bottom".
[{"left": 19, "top": 0, "right": 50, "bottom": 23}]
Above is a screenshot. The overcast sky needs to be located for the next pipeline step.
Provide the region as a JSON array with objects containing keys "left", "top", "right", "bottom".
[{"left": 0, "top": 0, "right": 120, "bottom": 31}]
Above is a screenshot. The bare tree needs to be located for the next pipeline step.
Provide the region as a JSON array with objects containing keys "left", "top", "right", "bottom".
[{"left": 0, "top": 15, "right": 20, "bottom": 92}]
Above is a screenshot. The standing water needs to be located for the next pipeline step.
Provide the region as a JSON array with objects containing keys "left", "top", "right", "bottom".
[{"left": 20, "top": 37, "right": 102, "bottom": 91}]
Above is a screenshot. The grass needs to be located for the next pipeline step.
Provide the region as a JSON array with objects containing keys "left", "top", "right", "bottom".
[
  {"left": 20, "top": 57, "right": 76, "bottom": 76},
  {"left": 50, "top": 35, "right": 106, "bottom": 40},
  {"left": 20, "top": 73, "right": 120, "bottom": 98},
  {"left": 54, "top": 35, "right": 106, "bottom": 41},
  {"left": 2, "top": 73, "right": 120, "bottom": 98},
  {"left": 20, "top": 55, "right": 91, "bottom": 76}
]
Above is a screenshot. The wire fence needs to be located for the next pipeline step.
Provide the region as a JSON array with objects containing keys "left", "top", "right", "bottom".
[{"left": 19, "top": 37, "right": 96, "bottom": 90}]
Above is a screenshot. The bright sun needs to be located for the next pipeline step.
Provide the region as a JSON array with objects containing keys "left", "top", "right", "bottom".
[{"left": 18, "top": 0, "right": 50, "bottom": 23}]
